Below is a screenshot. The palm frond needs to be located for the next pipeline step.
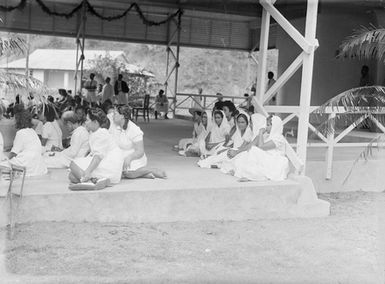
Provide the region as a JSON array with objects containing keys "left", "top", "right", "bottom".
[
  {"left": 0, "top": 71, "right": 51, "bottom": 103},
  {"left": 314, "top": 86, "right": 385, "bottom": 113},
  {"left": 342, "top": 134, "right": 385, "bottom": 185},
  {"left": 338, "top": 26, "right": 385, "bottom": 61},
  {"left": 0, "top": 36, "right": 26, "bottom": 57}
]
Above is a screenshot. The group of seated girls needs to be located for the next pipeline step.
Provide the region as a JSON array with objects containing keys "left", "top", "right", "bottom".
[
  {"left": 175, "top": 101, "right": 290, "bottom": 182},
  {"left": 0, "top": 103, "right": 166, "bottom": 190}
]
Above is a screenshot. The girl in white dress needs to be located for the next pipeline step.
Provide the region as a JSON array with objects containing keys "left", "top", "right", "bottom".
[
  {"left": 110, "top": 106, "right": 166, "bottom": 179},
  {"left": 174, "top": 110, "right": 202, "bottom": 151},
  {"left": 199, "top": 110, "right": 230, "bottom": 158},
  {"left": 179, "top": 110, "right": 212, "bottom": 157},
  {"left": 41, "top": 105, "right": 63, "bottom": 152},
  {"left": 198, "top": 110, "right": 253, "bottom": 168},
  {"left": 231, "top": 115, "right": 290, "bottom": 182},
  {"left": 69, "top": 108, "right": 124, "bottom": 185},
  {"left": 44, "top": 111, "right": 90, "bottom": 168},
  {"left": 220, "top": 113, "right": 266, "bottom": 174},
  {"left": 0, "top": 109, "right": 47, "bottom": 176}
]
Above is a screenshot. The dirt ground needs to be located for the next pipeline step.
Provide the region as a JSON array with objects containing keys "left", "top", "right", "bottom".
[{"left": 1, "top": 192, "right": 384, "bottom": 284}]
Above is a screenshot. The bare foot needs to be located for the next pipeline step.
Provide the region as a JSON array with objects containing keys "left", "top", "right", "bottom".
[
  {"left": 143, "top": 173, "right": 156, "bottom": 179},
  {"left": 238, "top": 177, "right": 250, "bottom": 182},
  {"left": 151, "top": 168, "right": 167, "bottom": 179}
]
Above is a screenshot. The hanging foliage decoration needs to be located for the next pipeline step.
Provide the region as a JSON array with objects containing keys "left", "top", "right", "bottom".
[
  {"left": 0, "top": 0, "right": 27, "bottom": 12},
  {"left": 2, "top": 0, "right": 183, "bottom": 26}
]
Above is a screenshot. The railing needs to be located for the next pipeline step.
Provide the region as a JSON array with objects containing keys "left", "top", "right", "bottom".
[
  {"left": 132, "top": 93, "right": 385, "bottom": 180},
  {"left": 264, "top": 105, "right": 385, "bottom": 179}
]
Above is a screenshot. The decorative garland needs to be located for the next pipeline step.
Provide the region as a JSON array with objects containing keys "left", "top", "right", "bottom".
[
  {"left": 0, "top": 0, "right": 27, "bottom": 12},
  {"left": 6, "top": 0, "right": 184, "bottom": 26}
]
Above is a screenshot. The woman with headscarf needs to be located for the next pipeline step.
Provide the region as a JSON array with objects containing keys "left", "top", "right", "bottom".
[
  {"left": 69, "top": 108, "right": 124, "bottom": 189},
  {"left": 199, "top": 110, "right": 231, "bottom": 158},
  {"left": 0, "top": 107, "right": 47, "bottom": 176},
  {"left": 110, "top": 105, "right": 166, "bottom": 179},
  {"left": 198, "top": 110, "right": 253, "bottom": 168},
  {"left": 174, "top": 109, "right": 202, "bottom": 152},
  {"left": 179, "top": 109, "right": 212, "bottom": 157},
  {"left": 40, "top": 104, "right": 63, "bottom": 152},
  {"left": 231, "top": 115, "right": 290, "bottom": 181}
]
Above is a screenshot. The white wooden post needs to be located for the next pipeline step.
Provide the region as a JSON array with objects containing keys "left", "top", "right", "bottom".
[
  {"left": 256, "top": 0, "right": 271, "bottom": 105},
  {"left": 325, "top": 112, "right": 335, "bottom": 180},
  {"left": 296, "top": 0, "right": 319, "bottom": 174}
]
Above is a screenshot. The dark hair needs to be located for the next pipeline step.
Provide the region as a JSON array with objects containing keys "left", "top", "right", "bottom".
[
  {"left": 88, "top": 108, "right": 109, "bottom": 129},
  {"left": 47, "top": 96, "right": 54, "bottom": 103},
  {"left": 117, "top": 105, "right": 131, "bottom": 130},
  {"left": 118, "top": 74, "right": 123, "bottom": 79},
  {"left": 15, "top": 109, "right": 33, "bottom": 129},
  {"left": 105, "top": 77, "right": 111, "bottom": 83},
  {"left": 44, "top": 105, "right": 56, "bottom": 122},
  {"left": 223, "top": 100, "right": 236, "bottom": 115},
  {"left": 213, "top": 110, "right": 224, "bottom": 118},
  {"left": 159, "top": 89, "right": 164, "bottom": 96},
  {"left": 237, "top": 113, "right": 249, "bottom": 125},
  {"left": 268, "top": 71, "right": 274, "bottom": 78}
]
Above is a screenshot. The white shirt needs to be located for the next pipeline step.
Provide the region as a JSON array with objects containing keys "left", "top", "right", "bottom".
[
  {"left": 42, "top": 120, "right": 63, "bottom": 150},
  {"left": 62, "top": 126, "right": 90, "bottom": 159}
]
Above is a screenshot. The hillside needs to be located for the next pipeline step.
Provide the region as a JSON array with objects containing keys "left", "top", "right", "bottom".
[{"left": 2, "top": 34, "right": 278, "bottom": 97}]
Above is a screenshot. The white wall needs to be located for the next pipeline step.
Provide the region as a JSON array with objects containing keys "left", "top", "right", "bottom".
[{"left": 276, "top": 7, "right": 377, "bottom": 106}]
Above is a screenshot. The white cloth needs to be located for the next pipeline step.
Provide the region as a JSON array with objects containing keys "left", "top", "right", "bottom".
[
  {"left": 155, "top": 95, "right": 169, "bottom": 113},
  {"left": 199, "top": 110, "right": 230, "bottom": 156},
  {"left": 251, "top": 113, "right": 266, "bottom": 139},
  {"left": 178, "top": 121, "right": 202, "bottom": 150},
  {"left": 116, "top": 91, "right": 128, "bottom": 105},
  {"left": 228, "top": 116, "right": 289, "bottom": 181},
  {"left": 42, "top": 120, "right": 63, "bottom": 151},
  {"left": 32, "top": 118, "right": 43, "bottom": 136},
  {"left": 185, "top": 111, "right": 212, "bottom": 155},
  {"left": 73, "top": 128, "right": 124, "bottom": 183},
  {"left": 0, "top": 131, "right": 4, "bottom": 161},
  {"left": 198, "top": 111, "right": 252, "bottom": 168},
  {"left": 109, "top": 120, "right": 147, "bottom": 171},
  {"left": 44, "top": 126, "right": 90, "bottom": 168},
  {"left": 0, "top": 128, "right": 47, "bottom": 176},
  {"left": 84, "top": 79, "right": 98, "bottom": 103}
]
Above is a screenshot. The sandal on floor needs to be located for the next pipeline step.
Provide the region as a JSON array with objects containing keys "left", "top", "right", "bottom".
[{"left": 69, "top": 178, "right": 110, "bottom": 191}]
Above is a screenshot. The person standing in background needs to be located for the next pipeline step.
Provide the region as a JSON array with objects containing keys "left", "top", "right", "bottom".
[
  {"left": 101, "top": 77, "right": 114, "bottom": 104},
  {"left": 114, "top": 74, "right": 129, "bottom": 105},
  {"left": 83, "top": 73, "right": 98, "bottom": 105},
  {"left": 267, "top": 71, "right": 277, "bottom": 105}
]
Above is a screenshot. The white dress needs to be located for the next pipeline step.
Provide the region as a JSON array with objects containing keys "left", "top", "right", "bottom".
[
  {"left": 44, "top": 126, "right": 90, "bottom": 168},
  {"left": 228, "top": 116, "right": 290, "bottom": 181},
  {"left": 0, "top": 128, "right": 47, "bottom": 176},
  {"left": 109, "top": 121, "right": 147, "bottom": 171},
  {"left": 198, "top": 125, "right": 253, "bottom": 169},
  {"left": 178, "top": 122, "right": 202, "bottom": 150},
  {"left": 199, "top": 111, "right": 230, "bottom": 157},
  {"left": 73, "top": 128, "right": 124, "bottom": 184},
  {"left": 42, "top": 120, "right": 63, "bottom": 151}
]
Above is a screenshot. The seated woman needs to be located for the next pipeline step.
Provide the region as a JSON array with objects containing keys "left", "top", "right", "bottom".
[
  {"left": 199, "top": 110, "right": 230, "bottom": 158},
  {"left": 174, "top": 109, "right": 202, "bottom": 151},
  {"left": 179, "top": 110, "right": 212, "bottom": 157},
  {"left": 68, "top": 108, "right": 124, "bottom": 188},
  {"left": 110, "top": 106, "right": 166, "bottom": 179},
  {"left": 197, "top": 111, "right": 253, "bottom": 168},
  {"left": 41, "top": 105, "right": 63, "bottom": 152},
  {"left": 154, "top": 89, "right": 169, "bottom": 119},
  {"left": 0, "top": 107, "right": 47, "bottom": 177},
  {"left": 44, "top": 111, "right": 90, "bottom": 168},
  {"left": 230, "top": 115, "right": 289, "bottom": 182}
]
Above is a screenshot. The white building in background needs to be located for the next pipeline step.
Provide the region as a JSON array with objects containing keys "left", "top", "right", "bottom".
[{"left": 0, "top": 49, "right": 154, "bottom": 92}]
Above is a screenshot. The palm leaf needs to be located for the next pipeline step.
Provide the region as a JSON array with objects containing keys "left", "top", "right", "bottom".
[
  {"left": 342, "top": 134, "right": 385, "bottom": 185},
  {"left": 312, "top": 86, "right": 385, "bottom": 137},
  {"left": 0, "top": 36, "right": 26, "bottom": 57},
  {"left": 0, "top": 71, "right": 51, "bottom": 103},
  {"left": 338, "top": 26, "right": 385, "bottom": 61}
]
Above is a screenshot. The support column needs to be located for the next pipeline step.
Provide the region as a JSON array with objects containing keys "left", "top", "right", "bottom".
[
  {"left": 296, "top": 0, "right": 319, "bottom": 174},
  {"left": 74, "top": 0, "right": 87, "bottom": 96},
  {"left": 256, "top": 0, "right": 271, "bottom": 104},
  {"left": 164, "top": 14, "right": 181, "bottom": 118}
]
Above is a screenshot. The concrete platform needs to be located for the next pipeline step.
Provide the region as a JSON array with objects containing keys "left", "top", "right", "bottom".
[{"left": 0, "top": 119, "right": 331, "bottom": 226}]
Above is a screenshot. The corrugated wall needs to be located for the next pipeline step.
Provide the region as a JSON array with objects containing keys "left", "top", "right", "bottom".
[{"left": 0, "top": 0, "right": 277, "bottom": 51}]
